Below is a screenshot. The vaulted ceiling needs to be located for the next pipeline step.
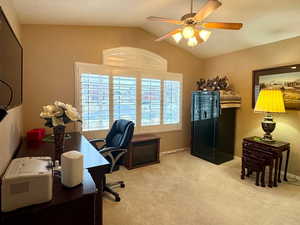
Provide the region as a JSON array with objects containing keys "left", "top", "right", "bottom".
[{"left": 11, "top": 0, "right": 300, "bottom": 58}]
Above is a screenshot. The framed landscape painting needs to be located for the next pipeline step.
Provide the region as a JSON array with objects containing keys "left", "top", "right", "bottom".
[{"left": 252, "top": 64, "right": 300, "bottom": 109}]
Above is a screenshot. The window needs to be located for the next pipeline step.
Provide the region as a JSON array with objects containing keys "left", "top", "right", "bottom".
[
  {"left": 141, "top": 79, "right": 161, "bottom": 126},
  {"left": 164, "top": 80, "right": 180, "bottom": 124},
  {"left": 75, "top": 62, "right": 182, "bottom": 134},
  {"left": 81, "top": 73, "right": 109, "bottom": 131},
  {"left": 113, "top": 76, "right": 136, "bottom": 123}
]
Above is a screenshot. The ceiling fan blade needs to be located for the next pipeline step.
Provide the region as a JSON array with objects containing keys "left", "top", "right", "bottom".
[
  {"left": 194, "top": 0, "right": 222, "bottom": 22},
  {"left": 202, "top": 22, "right": 243, "bottom": 30},
  {"left": 155, "top": 29, "right": 181, "bottom": 42},
  {"left": 147, "top": 16, "right": 183, "bottom": 25}
]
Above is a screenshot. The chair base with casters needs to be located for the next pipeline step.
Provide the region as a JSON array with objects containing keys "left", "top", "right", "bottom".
[
  {"left": 103, "top": 176, "right": 125, "bottom": 202},
  {"left": 89, "top": 119, "right": 135, "bottom": 202},
  {"left": 101, "top": 148, "right": 127, "bottom": 201}
]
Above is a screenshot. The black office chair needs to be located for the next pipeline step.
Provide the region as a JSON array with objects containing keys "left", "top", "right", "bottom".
[{"left": 90, "top": 119, "right": 134, "bottom": 202}]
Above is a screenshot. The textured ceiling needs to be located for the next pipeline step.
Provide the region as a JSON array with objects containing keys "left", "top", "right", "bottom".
[{"left": 11, "top": 0, "right": 300, "bottom": 58}]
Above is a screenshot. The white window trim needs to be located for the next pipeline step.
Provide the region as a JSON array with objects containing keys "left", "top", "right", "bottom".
[
  {"left": 75, "top": 47, "right": 182, "bottom": 136},
  {"left": 75, "top": 62, "right": 183, "bottom": 135},
  {"left": 103, "top": 47, "right": 168, "bottom": 72}
]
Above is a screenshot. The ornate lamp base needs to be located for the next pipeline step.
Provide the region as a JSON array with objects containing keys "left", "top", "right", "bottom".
[{"left": 261, "top": 112, "right": 276, "bottom": 142}]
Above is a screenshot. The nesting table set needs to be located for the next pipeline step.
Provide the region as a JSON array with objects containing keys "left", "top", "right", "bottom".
[{"left": 241, "top": 136, "right": 290, "bottom": 187}]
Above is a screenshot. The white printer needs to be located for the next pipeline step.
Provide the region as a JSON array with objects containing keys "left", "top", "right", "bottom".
[{"left": 1, "top": 157, "right": 53, "bottom": 212}]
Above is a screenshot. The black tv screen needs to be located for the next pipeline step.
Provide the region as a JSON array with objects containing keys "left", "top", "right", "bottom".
[{"left": 0, "top": 7, "right": 22, "bottom": 110}]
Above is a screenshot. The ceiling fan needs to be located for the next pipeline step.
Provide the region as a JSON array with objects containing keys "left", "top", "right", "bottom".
[{"left": 147, "top": 0, "right": 243, "bottom": 47}]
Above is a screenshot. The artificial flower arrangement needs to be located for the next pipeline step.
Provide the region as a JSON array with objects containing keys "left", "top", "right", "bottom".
[
  {"left": 40, "top": 101, "right": 81, "bottom": 161},
  {"left": 40, "top": 101, "right": 81, "bottom": 127}
]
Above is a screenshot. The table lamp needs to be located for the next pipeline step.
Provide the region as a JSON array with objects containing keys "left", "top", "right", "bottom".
[{"left": 254, "top": 89, "right": 285, "bottom": 142}]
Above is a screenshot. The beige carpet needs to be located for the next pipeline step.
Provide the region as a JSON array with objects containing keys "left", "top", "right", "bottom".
[{"left": 103, "top": 151, "right": 300, "bottom": 225}]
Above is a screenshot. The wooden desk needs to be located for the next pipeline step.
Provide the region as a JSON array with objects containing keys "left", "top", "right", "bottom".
[
  {"left": 1, "top": 170, "right": 97, "bottom": 225},
  {"left": 242, "top": 137, "right": 290, "bottom": 187},
  {"left": 3, "top": 132, "right": 110, "bottom": 225}
]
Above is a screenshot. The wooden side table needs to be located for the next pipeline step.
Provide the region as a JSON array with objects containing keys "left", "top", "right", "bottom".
[
  {"left": 123, "top": 134, "right": 160, "bottom": 169},
  {"left": 242, "top": 137, "right": 290, "bottom": 187},
  {"left": 242, "top": 145, "right": 274, "bottom": 187}
]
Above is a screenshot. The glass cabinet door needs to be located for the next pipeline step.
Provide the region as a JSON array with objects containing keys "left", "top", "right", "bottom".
[{"left": 212, "top": 92, "right": 221, "bottom": 119}]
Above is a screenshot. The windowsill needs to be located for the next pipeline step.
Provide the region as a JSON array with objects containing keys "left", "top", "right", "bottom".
[
  {"left": 82, "top": 127, "right": 182, "bottom": 136},
  {"left": 135, "top": 127, "right": 182, "bottom": 135}
]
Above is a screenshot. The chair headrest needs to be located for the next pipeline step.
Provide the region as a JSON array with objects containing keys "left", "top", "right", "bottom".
[
  {"left": 114, "top": 119, "right": 134, "bottom": 133},
  {"left": 105, "top": 119, "right": 135, "bottom": 148}
]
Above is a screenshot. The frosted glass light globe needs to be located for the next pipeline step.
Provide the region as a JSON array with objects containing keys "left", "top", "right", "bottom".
[
  {"left": 199, "top": 30, "right": 211, "bottom": 42},
  {"left": 187, "top": 37, "right": 198, "bottom": 47},
  {"left": 172, "top": 32, "right": 183, "bottom": 43},
  {"left": 182, "top": 26, "right": 195, "bottom": 39}
]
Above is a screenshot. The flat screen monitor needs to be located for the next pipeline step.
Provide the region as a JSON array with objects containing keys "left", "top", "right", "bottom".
[{"left": 0, "top": 7, "right": 22, "bottom": 110}]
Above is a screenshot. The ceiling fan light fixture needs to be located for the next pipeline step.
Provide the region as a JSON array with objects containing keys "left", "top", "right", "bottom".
[
  {"left": 199, "top": 30, "right": 211, "bottom": 42},
  {"left": 147, "top": 0, "right": 243, "bottom": 45},
  {"left": 187, "top": 36, "right": 198, "bottom": 47},
  {"left": 182, "top": 26, "right": 195, "bottom": 39},
  {"left": 172, "top": 32, "right": 183, "bottom": 43}
]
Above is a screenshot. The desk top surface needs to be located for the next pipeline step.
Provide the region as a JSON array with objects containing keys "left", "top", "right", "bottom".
[
  {"left": 1, "top": 169, "right": 96, "bottom": 217},
  {"left": 16, "top": 132, "right": 110, "bottom": 170},
  {"left": 1, "top": 132, "right": 108, "bottom": 219}
]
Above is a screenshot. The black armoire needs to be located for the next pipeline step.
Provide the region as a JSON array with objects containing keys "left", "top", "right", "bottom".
[{"left": 191, "top": 91, "right": 236, "bottom": 164}]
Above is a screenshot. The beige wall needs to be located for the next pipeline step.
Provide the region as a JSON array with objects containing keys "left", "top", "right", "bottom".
[
  {"left": 0, "top": 0, "right": 21, "bottom": 39},
  {"left": 203, "top": 36, "right": 300, "bottom": 176},
  {"left": 22, "top": 25, "right": 203, "bottom": 152},
  {"left": 0, "top": 0, "right": 23, "bottom": 175}
]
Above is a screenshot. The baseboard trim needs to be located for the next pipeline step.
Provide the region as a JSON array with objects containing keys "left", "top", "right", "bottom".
[
  {"left": 160, "top": 147, "right": 189, "bottom": 156},
  {"left": 281, "top": 171, "right": 300, "bottom": 180},
  {"left": 234, "top": 155, "right": 241, "bottom": 160},
  {"left": 161, "top": 152, "right": 300, "bottom": 179}
]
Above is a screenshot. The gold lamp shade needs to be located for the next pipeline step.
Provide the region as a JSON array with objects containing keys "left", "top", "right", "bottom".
[{"left": 254, "top": 89, "right": 285, "bottom": 113}]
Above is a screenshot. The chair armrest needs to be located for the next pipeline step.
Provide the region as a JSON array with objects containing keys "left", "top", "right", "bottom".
[
  {"left": 89, "top": 138, "right": 105, "bottom": 144},
  {"left": 89, "top": 138, "right": 106, "bottom": 150},
  {"left": 99, "top": 147, "right": 120, "bottom": 154},
  {"left": 99, "top": 147, "right": 128, "bottom": 173}
]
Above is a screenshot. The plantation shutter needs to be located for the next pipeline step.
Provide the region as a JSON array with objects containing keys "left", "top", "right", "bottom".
[
  {"left": 113, "top": 76, "right": 137, "bottom": 123},
  {"left": 80, "top": 73, "right": 109, "bottom": 131},
  {"left": 75, "top": 62, "right": 182, "bottom": 134},
  {"left": 163, "top": 80, "right": 180, "bottom": 124},
  {"left": 141, "top": 78, "right": 161, "bottom": 126}
]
